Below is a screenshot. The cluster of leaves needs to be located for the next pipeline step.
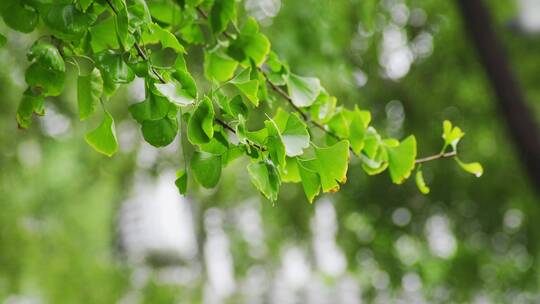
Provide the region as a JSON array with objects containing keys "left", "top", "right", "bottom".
[{"left": 5, "top": 0, "right": 481, "bottom": 202}]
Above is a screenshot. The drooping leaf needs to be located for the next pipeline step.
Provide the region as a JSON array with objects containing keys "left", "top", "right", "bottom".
[
  {"left": 16, "top": 89, "right": 44, "bottom": 129},
  {"left": 297, "top": 158, "right": 321, "bottom": 203},
  {"left": 25, "top": 63, "right": 65, "bottom": 97},
  {"left": 175, "top": 169, "right": 188, "bottom": 195},
  {"left": 115, "top": 0, "right": 130, "bottom": 50},
  {"left": 27, "top": 41, "right": 65, "bottom": 72},
  {"left": 85, "top": 111, "right": 119, "bottom": 157},
  {"left": 247, "top": 161, "right": 280, "bottom": 202},
  {"left": 415, "top": 167, "right": 430, "bottom": 194},
  {"left": 456, "top": 158, "right": 483, "bottom": 177},
  {"left": 188, "top": 97, "right": 215, "bottom": 145},
  {"left": 191, "top": 151, "right": 222, "bottom": 188},
  {"left": 129, "top": 92, "right": 171, "bottom": 123},
  {"left": 77, "top": 69, "right": 103, "bottom": 121},
  {"left": 265, "top": 120, "right": 286, "bottom": 168},
  {"left": 141, "top": 116, "right": 178, "bottom": 147},
  {"left": 0, "top": 33, "right": 6, "bottom": 48},
  {"left": 386, "top": 135, "right": 417, "bottom": 184},
  {"left": 286, "top": 73, "right": 321, "bottom": 107}
]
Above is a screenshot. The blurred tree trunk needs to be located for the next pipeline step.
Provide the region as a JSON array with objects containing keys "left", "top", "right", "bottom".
[{"left": 456, "top": 0, "right": 540, "bottom": 192}]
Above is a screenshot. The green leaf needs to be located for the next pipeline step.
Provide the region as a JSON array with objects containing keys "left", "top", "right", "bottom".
[
  {"left": 191, "top": 152, "right": 222, "bottom": 188},
  {"left": 230, "top": 67, "right": 259, "bottom": 106},
  {"left": 0, "top": 33, "right": 6, "bottom": 48},
  {"left": 85, "top": 111, "right": 119, "bottom": 157},
  {"left": 188, "top": 97, "right": 215, "bottom": 145},
  {"left": 280, "top": 157, "right": 301, "bottom": 183},
  {"left": 229, "top": 95, "right": 248, "bottom": 117},
  {"left": 16, "top": 88, "right": 44, "bottom": 129},
  {"left": 127, "top": 0, "right": 152, "bottom": 28},
  {"left": 79, "top": 0, "right": 94, "bottom": 12},
  {"left": 77, "top": 69, "right": 103, "bottom": 121},
  {"left": 415, "top": 167, "right": 430, "bottom": 194},
  {"left": 141, "top": 116, "right": 178, "bottom": 147},
  {"left": 265, "top": 120, "right": 286, "bottom": 168},
  {"left": 287, "top": 73, "right": 321, "bottom": 107},
  {"left": 95, "top": 51, "right": 135, "bottom": 84},
  {"left": 43, "top": 4, "right": 93, "bottom": 40},
  {"left": 310, "top": 91, "right": 336, "bottom": 123},
  {"left": 297, "top": 158, "right": 321, "bottom": 203},
  {"left": 227, "top": 17, "right": 270, "bottom": 66},
  {"left": 442, "top": 120, "right": 464, "bottom": 151},
  {"left": 2, "top": 3, "right": 38, "bottom": 33},
  {"left": 313, "top": 141, "right": 350, "bottom": 192},
  {"left": 25, "top": 63, "right": 65, "bottom": 97},
  {"left": 456, "top": 158, "right": 483, "bottom": 177},
  {"left": 210, "top": 0, "right": 236, "bottom": 34},
  {"left": 204, "top": 49, "right": 238, "bottom": 82},
  {"left": 129, "top": 92, "right": 171, "bottom": 123},
  {"left": 154, "top": 81, "right": 195, "bottom": 106},
  {"left": 90, "top": 17, "right": 120, "bottom": 53},
  {"left": 27, "top": 41, "right": 65, "bottom": 72},
  {"left": 175, "top": 169, "right": 187, "bottom": 195},
  {"left": 347, "top": 107, "right": 371, "bottom": 154},
  {"left": 273, "top": 109, "right": 310, "bottom": 157},
  {"left": 115, "top": 0, "right": 130, "bottom": 50},
  {"left": 247, "top": 161, "right": 280, "bottom": 201},
  {"left": 386, "top": 135, "right": 417, "bottom": 184},
  {"left": 143, "top": 23, "right": 185, "bottom": 53}
]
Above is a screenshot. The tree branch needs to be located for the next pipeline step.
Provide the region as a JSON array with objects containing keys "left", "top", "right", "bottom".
[{"left": 456, "top": 0, "right": 540, "bottom": 190}]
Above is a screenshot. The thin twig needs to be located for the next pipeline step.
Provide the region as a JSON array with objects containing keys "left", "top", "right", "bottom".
[{"left": 415, "top": 151, "right": 457, "bottom": 164}]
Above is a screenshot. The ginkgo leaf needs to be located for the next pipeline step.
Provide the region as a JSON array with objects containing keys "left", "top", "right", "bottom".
[
  {"left": 154, "top": 81, "right": 195, "bottom": 106},
  {"left": 415, "top": 167, "right": 430, "bottom": 194},
  {"left": 210, "top": 0, "right": 236, "bottom": 33},
  {"left": 141, "top": 116, "right": 178, "bottom": 147},
  {"left": 78, "top": 69, "right": 103, "bottom": 121},
  {"left": 85, "top": 111, "right": 119, "bottom": 157},
  {"left": 273, "top": 109, "right": 310, "bottom": 157},
  {"left": 204, "top": 49, "right": 238, "bottom": 82},
  {"left": 175, "top": 169, "right": 188, "bottom": 195},
  {"left": 191, "top": 151, "right": 222, "bottom": 188},
  {"left": 16, "top": 88, "right": 44, "bottom": 129},
  {"left": 297, "top": 158, "right": 321, "bottom": 203},
  {"left": 286, "top": 73, "right": 321, "bottom": 107},
  {"left": 231, "top": 67, "right": 259, "bottom": 106},
  {"left": 442, "top": 120, "right": 465, "bottom": 151},
  {"left": 386, "top": 135, "right": 417, "bottom": 184},
  {"left": 456, "top": 158, "right": 483, "bottom": 177},
  {"left": 247, "top": 161, "right": 280, "bottom": 202},
  {"left": 188, "top": 97, "right": 214, "bottom": 145}
]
